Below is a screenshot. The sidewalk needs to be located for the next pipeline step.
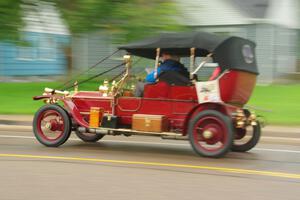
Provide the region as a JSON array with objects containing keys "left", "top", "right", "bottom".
[
  {"left": 0, "top": 115, "right": 32, "bottom": 125},
  {"left": 0, "top": 115, "right": 300, "bottom": 137},
  {"left": 0, "top": 115, "right": 33, "bottom": 132}
]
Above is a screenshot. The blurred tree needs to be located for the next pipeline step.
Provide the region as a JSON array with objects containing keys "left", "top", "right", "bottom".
[
  {"left": 54, "top": 0, "right": 184, "bottom": 42},
  {"left": 0, "top": 0, "right": 23, "bottom": 41},
  {"left": 0, "top": 0, "right": 183, "bottom": 42}
]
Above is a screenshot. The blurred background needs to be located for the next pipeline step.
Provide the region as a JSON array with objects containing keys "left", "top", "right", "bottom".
[{"left": 0, "top": 0, "right": 299, "bottom": 125}]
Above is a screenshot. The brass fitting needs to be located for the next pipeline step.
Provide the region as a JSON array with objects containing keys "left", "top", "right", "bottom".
[
  {"left": 235, "top": 109, "right": 246, "bottom": 128},
  {"left": 248, "top": 111, "right": 257, "bottom": 126},
  {"left": 123, "top": 55, "right": 132, "bottom": 65},
  {"left": 203, "top": 130, "right": 213, "bottom": 139},
  {"left": 99, "top": 79, "right": 109, "bottom": 97},
  {"left": 44, "top": 97, "right": 58, "bottom": 104},
  {"left": 131, "top": 84, "right": 136, "bottom": 91},
  {"left": 74, "top": 81, "right": 78, "bottom": 93},
  {"left": 112, "top": 55, "right": 131, "bottom": 97},
  {"left": 44, "top": 88, "right": 69, "bottom": 96}
]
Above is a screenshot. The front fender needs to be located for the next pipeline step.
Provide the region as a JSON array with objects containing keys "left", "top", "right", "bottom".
[
  {"left": 33, "top": 95, "right": 52, "bottom": 100},
  {"left": 62, "top": 99, "right": 89, "bottom": 128},
  {"left": 182, "top": 102, "right": 239, "bottom": 136},
  {"left": 33, "top": 95, "right": 89, "bottom": 128}
]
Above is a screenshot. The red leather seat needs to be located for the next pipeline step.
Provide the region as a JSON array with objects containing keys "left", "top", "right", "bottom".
[{"left": 143, "top": 81, "right": 170, "bottom": 99}]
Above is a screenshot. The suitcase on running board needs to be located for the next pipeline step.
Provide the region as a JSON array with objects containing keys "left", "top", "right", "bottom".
[
  {"left": 101, "top": 115, "right": 119, "bottom": 128},
  {"left": 132, "top": 114, "right": 169, "bottom": 132}
]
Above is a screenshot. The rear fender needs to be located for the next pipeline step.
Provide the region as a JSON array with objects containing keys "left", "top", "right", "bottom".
[{"left": 182, "top": 102, "right": 238, "bottom": 136}]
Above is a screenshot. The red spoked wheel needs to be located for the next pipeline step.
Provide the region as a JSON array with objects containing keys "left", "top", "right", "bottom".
[
  {"left": 33, "top": 104, "right": 71, "bottom": 147},
  {"left": 188, "top": 110, "right": 234, "bottom": 158}
]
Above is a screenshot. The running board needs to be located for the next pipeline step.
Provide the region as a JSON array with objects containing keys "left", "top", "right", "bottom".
[{"left": 78, "top": 126, "right": 183, "bottom": 137}]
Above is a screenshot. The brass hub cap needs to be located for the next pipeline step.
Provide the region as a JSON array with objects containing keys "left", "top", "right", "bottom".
[
  {"left": 203, "top": 130, "right": 214, "bottom": 139},
  {"left": 45, "top": 122, "right": 52, "bottom": 130}
]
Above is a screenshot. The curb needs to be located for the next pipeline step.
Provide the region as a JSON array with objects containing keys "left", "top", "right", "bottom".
[{"left": 0, "top": 115, "right": 33, "bottom": 122}]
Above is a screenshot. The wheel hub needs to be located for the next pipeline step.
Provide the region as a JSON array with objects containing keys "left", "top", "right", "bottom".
[
  {"left": 45, "top": 122, "right": 52, "bottom": 130},
  {"left": 202, "top": 126, "right": 222, "bottom": 145},
  {"left": 203, "top": 130, "right": 214, "bottom": 139},
  {"left": 45, "top": 119, "right": 60, "bottom": 131}
]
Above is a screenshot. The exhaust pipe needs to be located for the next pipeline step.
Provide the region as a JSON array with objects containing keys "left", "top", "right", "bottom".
[
  {"left": 77, "top": 127, "right": 87, "bottom": 133},
  {"left": 77, "top": 127, "right": 108, "bottom": 135}
]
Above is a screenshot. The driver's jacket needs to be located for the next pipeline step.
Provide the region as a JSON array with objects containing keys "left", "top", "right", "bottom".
[{"left": 145, "top": 59, "right": 189, "bottom": 83}]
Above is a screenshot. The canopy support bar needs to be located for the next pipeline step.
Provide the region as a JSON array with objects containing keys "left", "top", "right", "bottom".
[
  {"left": 154, "top": 48, "right": 160, "bottom": 79},
  {"left": 192, "top": 53, "right": 213, "bottom": 75},
  {"left": 189, "top": 47, "right": 195, "bottom": 79}
]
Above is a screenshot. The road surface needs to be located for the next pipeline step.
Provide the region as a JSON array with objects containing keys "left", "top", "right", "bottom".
[{"left": 0, "top": 129, "right": 299, "bottom": 200}]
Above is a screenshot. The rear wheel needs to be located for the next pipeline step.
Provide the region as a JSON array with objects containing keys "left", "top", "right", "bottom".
[
  {"left": 33, "top": 104, "right": 71, "bottom": 147},
  {"left": 188, "top": 110, "right": 234, "bottom": 158},
  {"left": 232, "top": 122, "right": 261, "bottom": 152},
  {"left": 75, "top": 130, "right": 104, "bottom": 142}
]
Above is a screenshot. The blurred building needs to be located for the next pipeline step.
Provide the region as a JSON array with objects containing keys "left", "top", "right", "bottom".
[
  {"left": 71, "top": 33, "right": 122, "bottom": 77},
  {"left": 72, "top": 0, "right": 300, "bottom": 83},
  {"left": 6, "top": 0, "right": 295, "bottom": 83},
  {"left": 0, "top": 2, "right": 70, "bottom": 77},
  {"left": 176, "top": 0, "right": 300, "bottom": 83}
]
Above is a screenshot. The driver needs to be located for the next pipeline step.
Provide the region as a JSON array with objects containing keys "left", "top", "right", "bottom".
[
  {"left": 135, "top": 52, "right": 189, "bottom": 96},
  {"left": 145, "top": 52, "right": 189, "bottom": 83}
]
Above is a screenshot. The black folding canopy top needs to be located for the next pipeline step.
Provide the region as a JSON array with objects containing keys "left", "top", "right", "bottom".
[{"left": 119, "top": 32, "right": 259, "bottom": 74}]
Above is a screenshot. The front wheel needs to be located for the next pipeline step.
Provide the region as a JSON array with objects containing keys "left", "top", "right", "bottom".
[
  {"left": 232, "top": 122, "right": 261, "bottom": 152},
  {"left": 188, "top": 110, "right": 234, "bottom": 158},
  {"left": 33, "top": 104, "right": 71, "bottom": 147}
]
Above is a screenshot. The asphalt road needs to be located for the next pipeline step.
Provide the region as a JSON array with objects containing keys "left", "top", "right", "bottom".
[{"left": 0, "top": 129, "right": 299, "bottom": 200}]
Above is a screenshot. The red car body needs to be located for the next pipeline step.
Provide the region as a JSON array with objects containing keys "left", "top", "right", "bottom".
[
  {"left": 35, "top": 70, "right": 256, "bottom": 134},
  {"left": 32, "top": 32, "right": 261, "bottom": 158}
]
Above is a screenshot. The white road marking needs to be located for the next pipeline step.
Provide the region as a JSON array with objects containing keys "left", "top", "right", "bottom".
[
  {"left": 0, "top": 135, "right": 36, "bottom": 140},
  {"left": 0, "top": 134, "right": 188, "bottom": 146},
  {"left": 0, "top": 134, "right": 300, "bottom": 154},
  {"left": 262, "top": 136, "right": 300, "bottom": 141},
  {"left": 253, "top": 148, "right": 300, "bottom": 154}
]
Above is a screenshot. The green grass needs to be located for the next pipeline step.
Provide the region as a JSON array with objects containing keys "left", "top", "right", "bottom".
[
  {"left": 0, "top": 82, "right": 299, "bottom": 125},
  {"left": 0, "top": 81, "right": 99, "bottom": 115},
  {"left": 248, "top": 84, "right": 300, "bottom": 126}
]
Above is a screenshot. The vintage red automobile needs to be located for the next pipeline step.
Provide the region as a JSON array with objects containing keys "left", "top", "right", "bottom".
[{"left": 32, "top": 32, "right": 261, "bottom": 158}]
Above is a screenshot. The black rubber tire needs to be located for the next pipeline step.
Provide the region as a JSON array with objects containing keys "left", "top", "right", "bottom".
[
  {"left": 231, "top": 122, "right": 261, "bottom": 152},
  {"left": 33, "top": 104, "right": 71, "bottom": 147},
  {"left": 188, "top": 110, "right": 234, "bottom": 158},
  {"left": 74, "top": 131, "right": 105, "bottom": 142}
]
